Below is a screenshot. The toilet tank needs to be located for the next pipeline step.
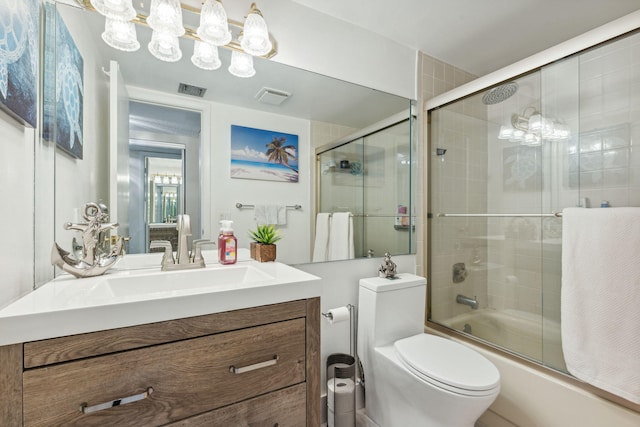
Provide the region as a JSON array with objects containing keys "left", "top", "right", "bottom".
[{"left": 358, "top": 274, "right": 427, "bottom": 348}]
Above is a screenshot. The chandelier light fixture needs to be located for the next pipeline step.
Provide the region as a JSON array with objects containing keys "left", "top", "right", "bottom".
[
  {"left": 83, "top": 0, "right": 276, "bottom": 77},
  {"left": 498, "top": 107, "right": 571, "bottom": 145}
]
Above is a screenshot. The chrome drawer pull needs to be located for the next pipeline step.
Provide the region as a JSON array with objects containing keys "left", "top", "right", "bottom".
[
  {"left": 80, "top": 387, "right": 153, "bottom": 414},
  {"left": 229, "top": 355, "right": 279, "bottom": 374}
]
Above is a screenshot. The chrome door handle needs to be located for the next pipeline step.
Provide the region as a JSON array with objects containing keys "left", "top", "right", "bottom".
[
  {"left": 229, "top": 355, "right": 279, "bottom": 374},
  {"left": 80, "top": 387, "right": 153, "bottom": 414}
]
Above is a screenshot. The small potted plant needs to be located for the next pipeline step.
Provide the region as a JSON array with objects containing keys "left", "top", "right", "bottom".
[{"left": 248, "top": 224, "right": 282, "bottom": 262}]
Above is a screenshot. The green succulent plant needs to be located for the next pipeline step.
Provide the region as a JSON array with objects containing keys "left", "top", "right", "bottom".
[{"left": 248, "top": 224, "right": 282, "bottom": 245}]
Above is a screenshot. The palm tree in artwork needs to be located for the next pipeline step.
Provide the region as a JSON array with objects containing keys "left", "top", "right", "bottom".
[{"left": 265, "top": 136, "right": 298, "bottom": 173}]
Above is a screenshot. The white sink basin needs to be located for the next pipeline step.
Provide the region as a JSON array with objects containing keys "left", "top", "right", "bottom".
[
  {"left": 0, "top": 259, "right": 321, "bottom": 346},
  {"left": 101, "top": 264, "right": 274, "bottom": 297}
]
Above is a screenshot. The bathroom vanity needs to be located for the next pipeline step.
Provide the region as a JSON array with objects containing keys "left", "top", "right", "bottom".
[{"left": 0, "top": 257, "right": 321, "bottom": 426}]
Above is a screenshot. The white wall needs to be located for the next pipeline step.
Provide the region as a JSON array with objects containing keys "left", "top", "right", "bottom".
[
  {"left": 0, "top": 2, "right": 109, "bottom": 308},
  {"left": 210, "top": 103, "right": 312, "bottom": 265},
  {"left": 220, "top": 0, "right": 417, "bottom": 100},
  {"left": 0, "top": 114, "right": 35, "bottom": 308}
]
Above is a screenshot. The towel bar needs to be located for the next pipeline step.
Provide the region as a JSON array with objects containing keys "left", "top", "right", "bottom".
[
  {"left": 435, "top": 212, "right": 562, "bottom": 218},
  {"left": 236, "top": 203, "right": 302, "bottom": 210}
]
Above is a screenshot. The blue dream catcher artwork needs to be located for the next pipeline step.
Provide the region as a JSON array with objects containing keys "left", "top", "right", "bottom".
[
  {"left": 0, "top": 0, "right": 39, "bottom": 128},
  {"left": 43, "top": 4, "right": 84, "bottom": 159}
]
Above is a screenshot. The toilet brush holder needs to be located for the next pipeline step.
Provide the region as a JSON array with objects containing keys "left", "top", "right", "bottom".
[{"left": 327, "top": 353, "right": 356, "bottom": 427}]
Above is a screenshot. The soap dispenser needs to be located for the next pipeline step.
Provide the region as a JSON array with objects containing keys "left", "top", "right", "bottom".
[{"left": 218, "top": 220, "right": 237, "bottom": 265}]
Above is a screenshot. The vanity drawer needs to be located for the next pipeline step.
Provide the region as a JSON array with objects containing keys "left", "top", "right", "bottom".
[
  {"left": 23, "top": 318, "right": 306, "bottom": 427},
  {"left": 169, "top": 382, "right": 306, "bottom": 426}
]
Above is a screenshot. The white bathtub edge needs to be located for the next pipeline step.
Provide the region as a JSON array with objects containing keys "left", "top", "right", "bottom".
[{"left": 425, "top": 326, "right": 640, "bottom": 427}]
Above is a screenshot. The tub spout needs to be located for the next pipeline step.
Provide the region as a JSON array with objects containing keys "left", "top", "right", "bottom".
[{"left": 456, "top": 294, "right": 479, "bottom": 310}]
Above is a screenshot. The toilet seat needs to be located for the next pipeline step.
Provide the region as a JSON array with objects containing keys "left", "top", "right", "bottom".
[{"left": 394, "top": 334, "right": 500, "bottom": 397}]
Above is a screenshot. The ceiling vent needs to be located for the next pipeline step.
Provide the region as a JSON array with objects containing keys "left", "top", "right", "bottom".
[
  {"left": 178, "top": 83, "right": 207, "bottom": 97},
  {"left": 256, "top": 87, "right": 291, "bottom": 106}
]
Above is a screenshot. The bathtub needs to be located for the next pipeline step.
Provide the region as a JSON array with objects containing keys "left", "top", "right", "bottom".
[{"left": 442, "top": 308, "right": 566, "bottom": 372}]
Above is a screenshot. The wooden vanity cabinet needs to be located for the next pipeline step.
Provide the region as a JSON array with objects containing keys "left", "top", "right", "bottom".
[{"left": 0, "top": 298, "right": 320, "bottom": 427}]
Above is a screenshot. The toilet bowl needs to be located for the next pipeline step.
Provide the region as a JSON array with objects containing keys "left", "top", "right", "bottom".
[{"left": 357, "top": 274, "right": 500, "bottom": 427}]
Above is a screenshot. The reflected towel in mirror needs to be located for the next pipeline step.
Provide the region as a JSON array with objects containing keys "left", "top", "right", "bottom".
[
  {"left": 328, "top": 212, "right": 354, "bottom": 261},
  {"left": 312, "top": 213, "right": 331, "bottom": 262},
  {"left": 254, "top": 204, "right": 287, "bottom": 225}
]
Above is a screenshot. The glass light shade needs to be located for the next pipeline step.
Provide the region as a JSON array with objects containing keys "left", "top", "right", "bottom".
[
  {"left": 90, "top": 0, "right": 136, "bottom": 20},
  {"left": 511, "top": 129, "right": 525, "bottom": 141},
  {"left": 153, "top": 175, "right": 162, "bottom": 184},
  {"left": 240, "top": 4, "right": 272, "bottom": 56},
  {"left": 147, "top": 0, "right": 185, "bottom": 36},
  {"left": 191, "top": 40, "right": 221, "bottom": 70},
  {"left": 527, "top": 113, "right": 543, "bottom": 131},
  {"left": 197, "top": 0, "right": 232, "bottom": 46},
  {"left": 553, "top": 123, "right": 570, "bottom": 140},
  {"left": 228, "top": 50, "right": 255, "bottom": 78},
  {"left": 162, "top": 175, "right": 170, "bottom": 184},
  {"left": 498, "top": 125, "right": 513, "bottom": 140},
  {"left": 170, "top": 175, "right": 179, "bottom": 184},
  {"left": 102, "top": 18, "right": 140, "bottom": 52},
  {"left": 148, "top": 30, "right": 182, "bottom": 62}
]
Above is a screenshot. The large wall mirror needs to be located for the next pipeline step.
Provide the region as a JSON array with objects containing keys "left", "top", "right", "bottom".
[{"left": 42, "top": 0, "right": 415, "bottom": 273}]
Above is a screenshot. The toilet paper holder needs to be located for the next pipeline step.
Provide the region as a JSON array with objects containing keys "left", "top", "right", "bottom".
[
  {"left": 322, "top": 304, "right": 354, "bottom": 321},
  {"left": 322, "top": 304, "right": 356, "bottom": 356}
]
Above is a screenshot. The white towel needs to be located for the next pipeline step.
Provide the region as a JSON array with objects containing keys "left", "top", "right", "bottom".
[
  {"left": 312, "top": 213, "right": 331, "bottom": 262},
  {"left": 328, "top": 212, "right": 354, "bottom": 261},
  {"left": 254, "top": 204, "right": 286, "bottom": 225},
  {"left": 561, "top": 207, "right": 640, "bottom": 403}
]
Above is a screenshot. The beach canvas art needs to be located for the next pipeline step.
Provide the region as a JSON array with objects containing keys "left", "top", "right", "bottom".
[
  {"left": 230, "top": 125, "right": 299, "bottom": 183},
  {"left": 0, "top": 0, "right": 39, "bottom": 128},
  {"left": 43, "top": 4, "right": 84, "bottom": 159}
]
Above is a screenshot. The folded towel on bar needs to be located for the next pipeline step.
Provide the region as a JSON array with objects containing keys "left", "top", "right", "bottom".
[
  {"left": 312, "top": 213, "right": 331, "bottom": 262},
  {"left": 328, "top": 212, "right": 354, "bottom": 261},
  {"left": 561, "top": 207, "right": 640, "bottom": 404},
  {"left": 254, "top": 204, "right": 287, "bottom": 225}
]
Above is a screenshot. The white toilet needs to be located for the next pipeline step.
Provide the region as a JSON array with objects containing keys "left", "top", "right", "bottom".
[{"left": 357, "top": 274, "right": 500, "bottom": 427}]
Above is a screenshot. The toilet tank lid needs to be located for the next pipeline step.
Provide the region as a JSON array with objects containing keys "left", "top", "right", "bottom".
[
  {"left": 359, "top": 273, "right": 426, "bottom": 292},
  {"left": 395, "top": 334, "right": 500, "bottom": 392}
]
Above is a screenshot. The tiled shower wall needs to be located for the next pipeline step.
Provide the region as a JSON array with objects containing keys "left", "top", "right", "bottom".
[{"left": 417, "top": 54, "right": 477, "bottom": 278}]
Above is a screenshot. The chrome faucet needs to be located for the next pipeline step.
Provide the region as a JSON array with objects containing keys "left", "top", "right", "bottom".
[
  {"left": 456, "top": 294, "right": 479, "bottom": 310},
  {"left": 150, "top": 214, "right": 214, "bottom": 271}
]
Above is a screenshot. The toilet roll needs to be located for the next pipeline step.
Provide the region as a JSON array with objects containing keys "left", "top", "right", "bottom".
[
  {"left": 328, "top": 408, "right": 355, "bottom": 427},
  {"left": 326, "top": 306, "right": 350, "bottom": 325},
  {"left": 327, "top": 378, "right": 355, "bottom": 414}
]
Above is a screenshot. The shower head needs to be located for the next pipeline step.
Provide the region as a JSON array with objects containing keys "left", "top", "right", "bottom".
[{"left": 482, "top": 82, "right": 519, "bottom": 105}]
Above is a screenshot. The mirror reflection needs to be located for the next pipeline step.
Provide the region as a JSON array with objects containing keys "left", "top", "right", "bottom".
[{"left": 50, "top": 1, "right": 415, "bottom": 265}]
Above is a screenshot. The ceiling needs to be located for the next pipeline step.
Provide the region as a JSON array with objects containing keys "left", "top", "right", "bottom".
[{"left": 290, "top": 0, "right": 640, "bottom": 76}]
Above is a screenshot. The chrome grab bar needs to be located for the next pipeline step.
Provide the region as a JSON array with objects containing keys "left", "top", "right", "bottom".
[
  {"left": 435, "top": 212, "right": 562, "bottom": 217},
  {"left": 80, "top": 387, "right": 153, "bottom": 414},
  {"left": 229, "top": 355, "right": 279, "bottom": 374}
]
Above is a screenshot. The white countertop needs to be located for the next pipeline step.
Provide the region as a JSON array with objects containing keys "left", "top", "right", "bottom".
[{"left": 0, "top": 250, "right": 321, "bottom": 346}]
